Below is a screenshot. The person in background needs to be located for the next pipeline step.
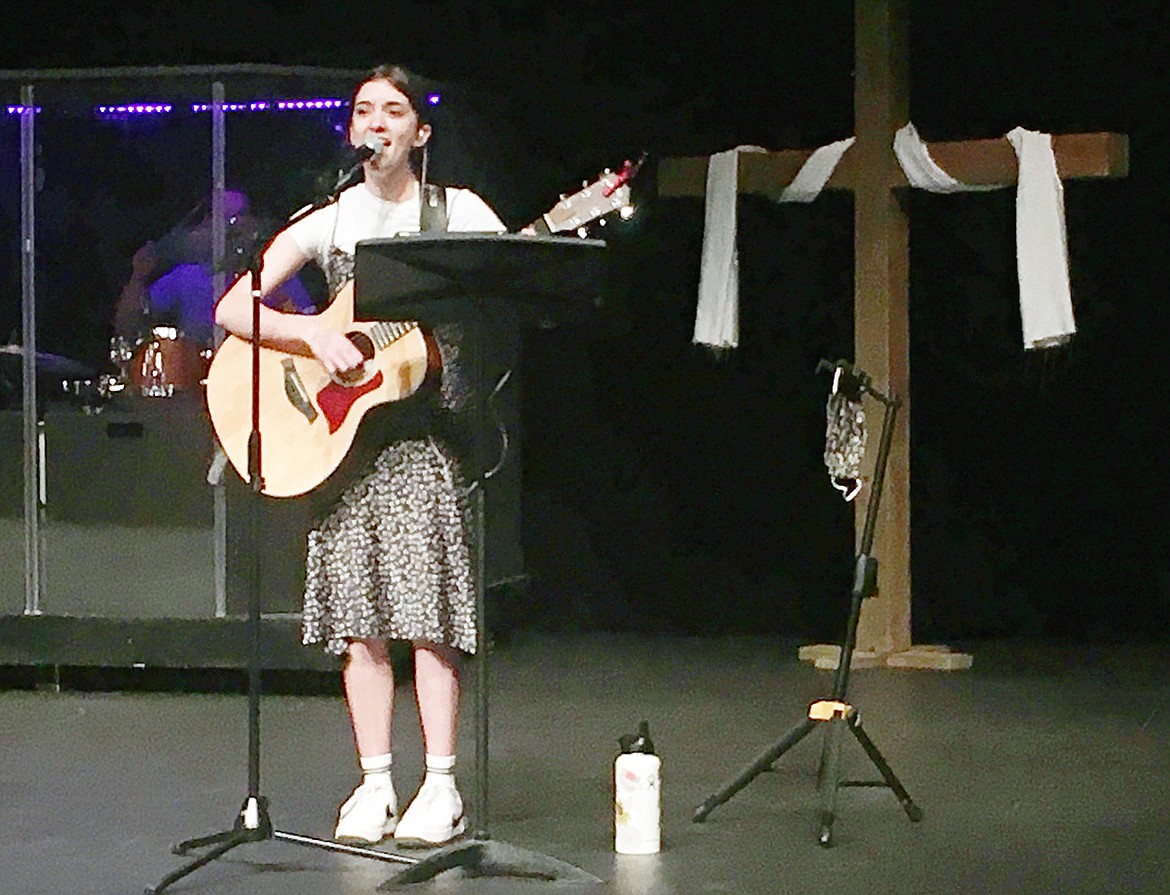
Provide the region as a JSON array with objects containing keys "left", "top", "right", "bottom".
[{"left": 115, "top": 189, "right": 315, "bottom": 347}]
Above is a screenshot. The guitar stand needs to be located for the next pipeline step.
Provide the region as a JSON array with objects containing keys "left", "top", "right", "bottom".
[{"left": 691, "top": 361, "right": 922, "bottom": 847}]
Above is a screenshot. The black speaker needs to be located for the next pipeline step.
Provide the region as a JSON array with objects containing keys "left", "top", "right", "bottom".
[
  {"left": 33, "top": 400, "right": 314, "bottom": 618},
  {"left": 222, "top": 473, "right": 312, "bottom": 616},
  {"left": 0, "top": 410, "right": 24, "bottom": 519},
  {"left": 0, "top": 411, "right": 27, "bottom": 614},
  {"left": 40, "top": 400, "right": 217, "bottom": 617}
]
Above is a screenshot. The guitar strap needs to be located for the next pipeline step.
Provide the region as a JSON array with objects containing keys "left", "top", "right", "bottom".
[{"left": 420, "top": 183, "right": 448, "bottom": 233}]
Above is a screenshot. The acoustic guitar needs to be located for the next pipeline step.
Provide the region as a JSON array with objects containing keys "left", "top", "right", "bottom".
[{"left": 205, "top": 161, "right": 639, "bottom": 497}]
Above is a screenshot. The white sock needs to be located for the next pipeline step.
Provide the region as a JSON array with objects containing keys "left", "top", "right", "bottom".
[
  {"left": 360, "top": 752, "right": 393, "bottom": 789},
  {"left": 424, "top": 753, "right": 457, "bottom": 788}
]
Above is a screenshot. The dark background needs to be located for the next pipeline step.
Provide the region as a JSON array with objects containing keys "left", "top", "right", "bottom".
[{"left": 1, "top": 1, "right": 1166, "bottom": 645}]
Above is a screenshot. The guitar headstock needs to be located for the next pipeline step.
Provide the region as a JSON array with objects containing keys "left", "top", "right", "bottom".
[{"left": 541, "top": 155, "right": 644, "bottom": 235}]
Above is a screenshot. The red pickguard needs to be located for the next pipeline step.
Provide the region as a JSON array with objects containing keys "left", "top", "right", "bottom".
[{"left": 317, "top": 371, "right": 385, "bottom": 434}]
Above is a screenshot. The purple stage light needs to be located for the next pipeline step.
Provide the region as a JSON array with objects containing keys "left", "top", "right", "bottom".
[
  {"left": 94, "top": 98, "right": 347, "bottom": 115},
  {"left": 7, "top": 98, "right": 350, "bottom": 118},
  {"left": 95, "top": 103, "right": 173, "bottom": 118}
]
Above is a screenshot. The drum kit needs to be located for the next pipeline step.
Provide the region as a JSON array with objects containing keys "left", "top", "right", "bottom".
[
  {"left": 110, "top": 326, "right": 210, "bottom": 399},
  {"left": 0, "top": 326, "right": 210, "bottom": 412},
  {"left": 0, "top": 196, "right": 279, "bottom": 412}
]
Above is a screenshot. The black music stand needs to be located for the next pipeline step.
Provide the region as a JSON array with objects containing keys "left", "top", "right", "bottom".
[{"left": 353, "top": 233, "right": 605, "bottom": 886}]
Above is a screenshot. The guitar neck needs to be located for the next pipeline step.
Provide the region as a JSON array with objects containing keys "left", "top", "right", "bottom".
[
  {"left": 369, "top": 319, "right": 418, "bottom": 348},
  {"left": 528, "top": 161, "right": 640, "bottom": 236}
]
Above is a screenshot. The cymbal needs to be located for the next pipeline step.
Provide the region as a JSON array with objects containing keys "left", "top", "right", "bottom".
[{"left": 0, "top": 345, "right": 96, "bottom": 380}]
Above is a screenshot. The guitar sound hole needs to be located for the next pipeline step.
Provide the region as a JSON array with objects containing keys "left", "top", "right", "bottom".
[{"left": 346, "top": 331, "right": 375, "bottom": 360}]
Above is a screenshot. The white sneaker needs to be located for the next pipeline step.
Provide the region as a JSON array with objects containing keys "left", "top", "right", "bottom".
[
  {"left": 334, "top": 781, "right": 398, "bottom": 844},
  {"left": 393, "top": 779, "right": 466, "bottom": 847}
]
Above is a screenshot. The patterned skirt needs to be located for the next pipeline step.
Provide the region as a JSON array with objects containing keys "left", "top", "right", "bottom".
[{"left": 301, "top": 437, "right": 477, "bottom": 656}]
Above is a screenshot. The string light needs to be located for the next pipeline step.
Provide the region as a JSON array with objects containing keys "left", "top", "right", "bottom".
[
  {"left": 10, "top": 94, "right": 443, "bottom": 118},
  {"left": 95, "top": 103, "right": 173, "bottom": 116}
]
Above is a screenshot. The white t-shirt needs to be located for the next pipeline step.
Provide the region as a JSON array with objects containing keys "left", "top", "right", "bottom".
[{"left": 287, "top": 181, "right": 505, "bottom": 270}]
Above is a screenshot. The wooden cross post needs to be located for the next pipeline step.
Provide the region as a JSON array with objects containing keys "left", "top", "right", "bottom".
[{"left": 659, "top": 0, "right": 1128, "bottom": 668}]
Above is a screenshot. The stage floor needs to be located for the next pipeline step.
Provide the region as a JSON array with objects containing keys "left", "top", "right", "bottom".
[{"left": 2, "top": 634, "right": 1168, "bottom": 895}]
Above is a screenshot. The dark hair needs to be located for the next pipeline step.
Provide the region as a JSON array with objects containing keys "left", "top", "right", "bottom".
[{"left": 349, "top": 64, "right": 434, "bottom": 127}]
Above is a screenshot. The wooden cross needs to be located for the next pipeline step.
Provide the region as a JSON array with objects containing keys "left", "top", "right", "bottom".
[{"left": 659, "top": 0, "right": 1128, "bottom": 668}]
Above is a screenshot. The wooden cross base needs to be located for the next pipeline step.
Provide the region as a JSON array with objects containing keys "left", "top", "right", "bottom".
[{"left": 798, "top": 642, "right": 974, "bottom": 671}]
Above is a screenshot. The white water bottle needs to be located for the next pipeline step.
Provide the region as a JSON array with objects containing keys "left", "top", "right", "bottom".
[{"left": 614, "top": 721, "right": 661, "bottom": 854}]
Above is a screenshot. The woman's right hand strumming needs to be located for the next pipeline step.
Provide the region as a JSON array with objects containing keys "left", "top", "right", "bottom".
[{"left": 303, "top": 325, "right": 366, "bottom": 376}]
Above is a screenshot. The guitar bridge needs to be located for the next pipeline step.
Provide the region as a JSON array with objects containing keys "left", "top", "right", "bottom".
[{"left": 282, "top": 359, "right": 318, "bottom": 423}]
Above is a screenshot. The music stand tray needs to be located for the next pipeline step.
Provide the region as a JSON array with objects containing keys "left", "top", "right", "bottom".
[{"left": 354, "top": 232, "right": 605, "bottom": 325}]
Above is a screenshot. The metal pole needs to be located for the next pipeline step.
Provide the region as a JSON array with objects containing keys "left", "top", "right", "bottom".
[
  {"left": 473, "top": 482, "right": 489, "bottom": 837},
  {"left": 211, "top": 81, "right": 229, "bottom": 618},
  {"left": 19, "top": 84, "right": 42, "bottom": 617}
]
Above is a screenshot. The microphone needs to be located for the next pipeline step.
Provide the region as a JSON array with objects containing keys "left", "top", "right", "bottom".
[
  {"left": 355, "top": 137, "right": 385, "bottom": 163},
  {"left": 315, "top": 138, "right": 386, "bottom": 204}
]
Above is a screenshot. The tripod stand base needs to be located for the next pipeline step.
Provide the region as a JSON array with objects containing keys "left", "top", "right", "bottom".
[
  {"left": 377, "top": 838, "right": 602, "bottom": 887},
  {"left": 814, "top": 711, "right": 923, "bottom": 848},
  {"left": 693, "top": 699, "right": 923, "bottom": 846},
  {"left": 693, "top": 717, "right": 818, "bottom": 824},
  {"left": 146, "top": 795, "right": 425, "bottom": 894},
  {"left": 146, "top": 797, "right": 274, "bottom": 894}
]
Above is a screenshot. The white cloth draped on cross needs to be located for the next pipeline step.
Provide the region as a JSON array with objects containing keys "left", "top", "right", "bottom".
[
  {"left": 694, "top": 147, "right": 758, "bottom": 349},
  {"left": 695, "top": 125, "right": 1075, "bottom": 351}
]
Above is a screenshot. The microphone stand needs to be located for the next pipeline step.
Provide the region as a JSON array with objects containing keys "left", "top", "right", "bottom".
[{"left": 147, "top": 165, "right": 422, "bottom": 895}]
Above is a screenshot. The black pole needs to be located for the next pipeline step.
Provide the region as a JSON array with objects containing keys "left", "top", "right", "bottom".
[
  {"left": 146, "top": 249, "right": 274, "bottom": 895},
  {"left": 246, "top": 260, "right": 264, "bottom": 811},
  {"left": 830, "top": 389, "right": 898, "bottom": 702},
  {"left": 473, "top": 453, "right": 491, "bottom": 838}
]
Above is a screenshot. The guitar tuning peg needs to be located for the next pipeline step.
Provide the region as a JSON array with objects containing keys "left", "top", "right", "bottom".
[
  {"left": 598, "top": 217, "right": 607, "bottom": 226},
  {"left": 576, "top": 226, "right": 589, "bottom": 238},
  {"left": 582, "top": 180, "right": 589, "bottom": 188},
  {"left": 559, "top": 193, "right": 567, "bottom": 201},
  {"left": 603, "top": 168, "right": 611, "bottom": 174}
]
